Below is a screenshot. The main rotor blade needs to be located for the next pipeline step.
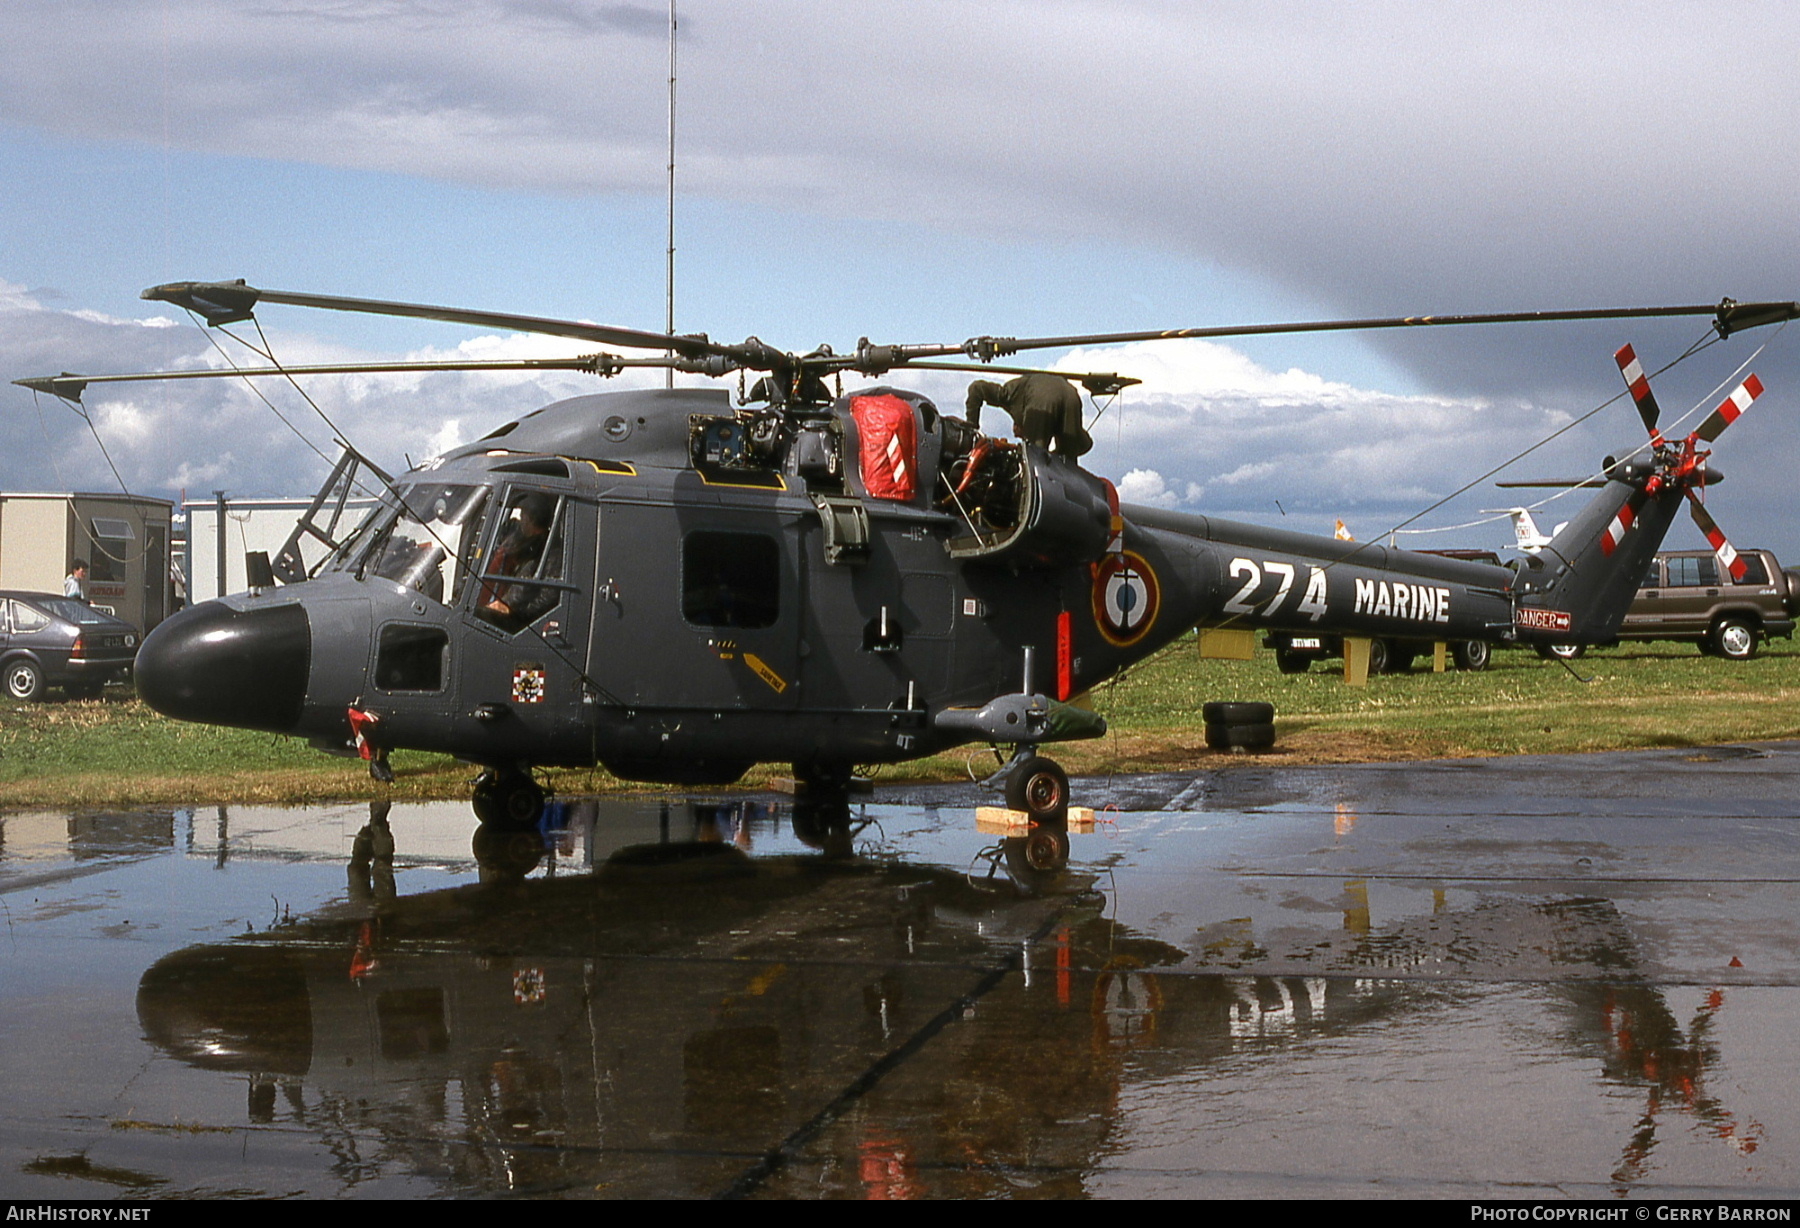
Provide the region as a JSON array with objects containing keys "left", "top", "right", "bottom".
[
  {"left": 13, "top": 354, "right": 684, "bottom": 402},
  {"left": 879, "top": 360, "right": 1142, "bottom": 396},
  {"left": 142, "top": 280, "right": 732, "bottom": 360},
  {"left": 957, "top": 299, "right": 1800, "bottom": 360}
]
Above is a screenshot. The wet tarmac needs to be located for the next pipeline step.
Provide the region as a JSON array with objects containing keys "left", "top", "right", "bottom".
[{"left": 2, "top": 744, "right": 1798, "bottom": 1199}]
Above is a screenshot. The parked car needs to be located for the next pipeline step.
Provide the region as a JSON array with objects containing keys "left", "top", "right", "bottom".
[
  {"left": 1540, "top": 548, "right": 1800, "bottom": 661},
  {"left": 0, "top": 591, "right": 140, "bottom": 701},
  {"left": 1261, "top": 631, "right": 1492, "bottom": 674}
]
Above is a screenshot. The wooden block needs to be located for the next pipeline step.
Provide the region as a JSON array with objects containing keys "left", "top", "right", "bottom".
[
  {"left": 976, "top": 806, "right": 1031, "bottom": 834},
  {"left": 975, "top": 805, "right": 1098, "bottom": 834},
  {"left": 1342, "top": 637, "right": 1371, "bottom": 687},
  {"left": 1197, "top": 627, "right": 1256, "bottom": 660}
]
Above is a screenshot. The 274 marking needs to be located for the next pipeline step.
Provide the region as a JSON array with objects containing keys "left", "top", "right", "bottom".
[{"left": 1223, "top": 558, "right": 1330, "bottom": 623}]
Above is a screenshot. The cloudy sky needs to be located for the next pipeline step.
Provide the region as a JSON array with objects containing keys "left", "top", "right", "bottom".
[{"left": 4, "top": 1, "right": 1797, "bottom": 555}]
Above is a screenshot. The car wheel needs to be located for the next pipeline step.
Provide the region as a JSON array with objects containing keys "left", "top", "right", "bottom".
[
  {"left": 1452, "top": 641, "right": 1492, "bottom": 671},
  {"left": 5, "top": 659, "right": 45, "bottom": 702},
  {"left": 65, "top": 681, "right": 105, "bottom": 700},
  {"left": 1274, "top": 649, "right": 1311, "bottom": 674},
  {"left": 1536, "top": 643, "right": 1585, "bottom": 661},
  {"left": 1712, "top": 619, "right": 1758, "bottom": 661}
]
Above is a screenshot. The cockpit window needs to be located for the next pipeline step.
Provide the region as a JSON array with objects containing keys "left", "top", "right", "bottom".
[
  {"left": 475, "top": 491, "right": 567, "bottom": 634},
  {"left": 337, "top": 484, "right": 489, "bottom": 605}
]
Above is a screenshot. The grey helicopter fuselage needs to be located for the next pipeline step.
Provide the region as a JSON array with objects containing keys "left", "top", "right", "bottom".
[{"left": 133, "top": 383, "right": 1683, "bottom": 786}]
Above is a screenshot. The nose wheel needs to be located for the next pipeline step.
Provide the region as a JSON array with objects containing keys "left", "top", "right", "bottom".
[{"left": 471, "top": 767, "right": 547, "bottom": 829}]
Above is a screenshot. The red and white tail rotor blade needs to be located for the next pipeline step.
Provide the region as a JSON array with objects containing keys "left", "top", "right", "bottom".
[
  {"left": 1686, "top": 494, "right": 1749, "bottom": 581},
  {"left": 1694, "top": 374, "right": 1764, "bottom": 443},
  {"left": 1614, "top": 343, "right": 1666, "bottom": 445}
]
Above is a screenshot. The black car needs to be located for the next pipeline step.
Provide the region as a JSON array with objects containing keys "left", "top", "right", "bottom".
[{"left": 1, "top": 591, "right": 141, "bottom": 701}]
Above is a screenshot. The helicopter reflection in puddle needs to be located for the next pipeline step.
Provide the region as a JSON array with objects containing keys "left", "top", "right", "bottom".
[{"left": 128, "top": 795, "right": 1763, "bottom": 1198}]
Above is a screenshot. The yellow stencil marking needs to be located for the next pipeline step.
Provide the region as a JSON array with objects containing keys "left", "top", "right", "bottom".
[{"left": 742, "top": 652, "right": 788, "bottom": 694}]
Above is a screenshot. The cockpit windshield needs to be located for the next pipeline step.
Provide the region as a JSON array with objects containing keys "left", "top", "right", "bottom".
[{"left": 334, "top": 483, "right": 489, "bottom": 604}]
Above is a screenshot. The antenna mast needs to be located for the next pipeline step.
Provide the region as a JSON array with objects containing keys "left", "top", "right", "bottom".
[{"left": 664, "top": 0, "right": 677, "bottom": 390}]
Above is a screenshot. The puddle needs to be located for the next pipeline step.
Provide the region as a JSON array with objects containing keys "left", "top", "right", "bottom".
[{"left": 2, "top": 752, "right": 1797, "bottom": 1198}]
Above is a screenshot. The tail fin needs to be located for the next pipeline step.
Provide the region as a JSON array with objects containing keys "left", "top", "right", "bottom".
[
  {"left": 1484, "top": 506, "right": 1553, "bottom": 553},
  {"left": 1513, "top": 466, "right": 1680, "bottom": 641},
  {"left": 1513, "top": 353, "right": 1763, "bottom": 643}
]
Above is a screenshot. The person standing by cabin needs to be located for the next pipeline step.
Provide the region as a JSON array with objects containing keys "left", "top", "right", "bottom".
[
  {"left": 64, "top": 559, "right": 89, "bottom": 602},
  {"left": 964, "top": 373, "right": 1092, "bottom": 459}
]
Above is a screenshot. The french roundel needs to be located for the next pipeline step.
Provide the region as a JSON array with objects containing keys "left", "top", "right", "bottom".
[{"left": 1092, "top": 551, "right": 1160, "bottom": 646}]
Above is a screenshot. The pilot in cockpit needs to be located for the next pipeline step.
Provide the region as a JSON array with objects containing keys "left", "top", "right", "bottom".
[{"left": 480, "top": 493, "right": 561, "bottom": 631}]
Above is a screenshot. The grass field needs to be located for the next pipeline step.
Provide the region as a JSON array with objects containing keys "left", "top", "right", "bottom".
[{"left": 4, "top": 637, "right": 1799, "bottom": 807}]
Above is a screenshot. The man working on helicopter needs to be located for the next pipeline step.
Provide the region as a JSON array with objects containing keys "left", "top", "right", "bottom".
[{"left": 964, "top": 373, "right": 1092, "bottom": 459}]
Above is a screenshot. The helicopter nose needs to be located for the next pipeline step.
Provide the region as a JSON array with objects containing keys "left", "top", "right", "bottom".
[{"left": 136, "top": 601, "right": 312, "bottom": 732}]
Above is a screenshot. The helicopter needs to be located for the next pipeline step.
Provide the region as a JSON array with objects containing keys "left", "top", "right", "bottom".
[{"left": 17, "top": 282, "right": 1797, "bottom": 827}]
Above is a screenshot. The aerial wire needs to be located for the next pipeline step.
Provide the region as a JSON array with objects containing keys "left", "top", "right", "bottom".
[
  {"left": 665, "top": 0, "right": 677, "bottom": 390},
  {"left": 1383, "top": 320, "right": 1783, "bottom": 541}
]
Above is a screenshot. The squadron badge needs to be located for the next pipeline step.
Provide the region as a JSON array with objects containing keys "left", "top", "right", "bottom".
[
  {"left": 512, "top": 666, "right": 547, "bottom": 704},
  {"left": 1092, "top": 551, "right": 1160, "bottom": 647}
]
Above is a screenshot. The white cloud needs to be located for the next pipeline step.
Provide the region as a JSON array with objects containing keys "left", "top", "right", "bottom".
[{"left": 4, "top": 2, "right": 1795, "bottom": 553}]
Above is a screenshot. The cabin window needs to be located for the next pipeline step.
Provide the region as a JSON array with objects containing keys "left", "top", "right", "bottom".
[
  {"left": 376, "top": 624, "right": 447, "bottom": 691},
  {"left": 682, "top": 531, "right": 780, "bottom": 628}
]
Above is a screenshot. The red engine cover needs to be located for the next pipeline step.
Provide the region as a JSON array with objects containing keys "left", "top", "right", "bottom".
[{"left": 852, "top": 394, "right": 919, "bottom": 502}]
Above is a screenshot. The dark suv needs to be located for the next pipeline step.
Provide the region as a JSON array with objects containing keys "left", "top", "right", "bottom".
[
  {"left": 0, "top": 591, "right": 141, "bottom": 701},
  {"left": 1543, "top": 549, "right": 1800, "bottom": 661},
  {"left": 1617, "top": 549, "right": 1798, "bottom": 659}
]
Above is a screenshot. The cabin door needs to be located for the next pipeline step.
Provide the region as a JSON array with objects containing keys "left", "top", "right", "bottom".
[{"left": 587, "top": 503, "right": 801, "bottom": 712}]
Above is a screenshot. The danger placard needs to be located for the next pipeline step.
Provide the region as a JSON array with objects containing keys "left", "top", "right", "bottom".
[{"left": 1515, "top": 608, "right": 1572, "bottom": 633}]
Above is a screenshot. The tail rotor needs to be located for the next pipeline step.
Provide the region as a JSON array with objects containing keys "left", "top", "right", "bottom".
[{"left": 1608, "top": 344, "right": 1763, "bottom": 580}]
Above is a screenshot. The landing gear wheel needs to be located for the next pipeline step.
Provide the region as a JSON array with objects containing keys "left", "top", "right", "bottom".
[
  {"left": 1367, "top": 639, "right": 1391, "bottom": 675},
  {"left": 1452, "top": 641, "right": 1491, "bottom": 671},
  {"left": 1712, "top": 618, "right": 1758, "bottom": 661},
  {"left": 4, "top": 660, "right": 44, "bottom": 702},
  {"left": 1275, "top": 649, "right": 1311, "bottom": 674},
  {"left": 472, "top": 769, "right": 547, "bottom": 829},
  {"left": 1004, "top": 756, "right": 1069, "bottom": 818}
]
